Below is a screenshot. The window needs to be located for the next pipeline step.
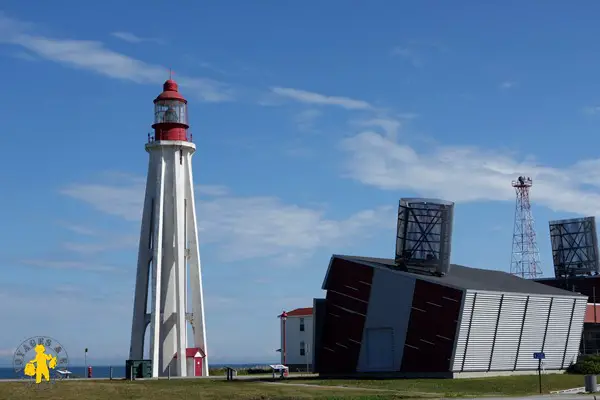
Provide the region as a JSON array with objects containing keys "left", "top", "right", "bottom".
[
  {"left": 300, "top": 341, "right": 305, "bottom": 356},
  {"left": 154, "top": 99, "right": 188, "bottom": 125},
  {"left": 299, "top": 318, "right": 305, "bottom": 332}
]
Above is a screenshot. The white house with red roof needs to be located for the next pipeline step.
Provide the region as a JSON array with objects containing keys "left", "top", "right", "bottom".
[{"left": 278, "top": 307, "right": 313, "bottom": 371}]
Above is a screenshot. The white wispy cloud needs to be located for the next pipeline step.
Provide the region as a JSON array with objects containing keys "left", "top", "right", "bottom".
[
  {"left": 390, "top": 47, "right": 422, "bottom": 67},
  {"left": 10, "top": 50, "right": 36, "bottom": 61},
  {"left": 0, "top": 284, "right": 131, "bottom": 361},
  {"left": 500, "top": 80, "right": 517, "bottom": 90},
  {"left": 340, "top": 119, "right": 600, "bottom": 216},
  {"left": 197, "top": 184, "right": 230, "bottom": 196},
  {"left": 390, "top": 40, "right": 447, "bottom": 67},
  {"left": 61, "top": 235, "right": 138, "bottom": 254},
  {"left": 59, "top": 174, "right": 394, "bottom": 262},
  {"left": 58, "top": 222, "right": 97, "bottom": 236},
  {"left": 354, "top": 117, "right": 402, "bottom": 140},
  {"left": 270, "top": 87, "right": 372, "bottom": 110},
  {"left": 0, "top": 13, "right": 233, "bottom": 102},
  {"left": 18, "top": 259, "right": 123, "bottom": 273},
  {"left": 294, "top": 109, "right": 322, "bottom": 132},
  {"left": 0, "top": 348, "right": 15, "bottom": 358},
  {"left": 110, "top": 31, "right": 164, "bottom": 45},
  {"left": 583, "top": 106, "right": 600, "bottom": 115}
]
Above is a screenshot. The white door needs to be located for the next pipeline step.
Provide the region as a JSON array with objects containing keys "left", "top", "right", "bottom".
[{"left": 366, "top": 328, "right": 394, "bottom": 370}]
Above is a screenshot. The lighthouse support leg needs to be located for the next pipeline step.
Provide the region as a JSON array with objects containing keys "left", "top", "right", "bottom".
[
  {"left": 173, "top": 149, "right": 188, "bottom": 376},
  {"left": 130, "top": 155, "right": 158, "bottom": 360},
  {"left": 185, "top": 150, "right": 209, "bottom": 376},
  {"left": 149, "top": 152, "right": 166, "bottom": 378}
]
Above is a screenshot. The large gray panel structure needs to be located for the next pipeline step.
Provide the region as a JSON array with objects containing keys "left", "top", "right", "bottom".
[
  {"left": 316, "top": 254, "right": 588, "bottom": 378},
  {"left": 549, "top": 216, "right": 600, "bottom": 278},
  {"left": 356, "top": 268, "right": 415, "bottom": 372},
  {"left": 451, "top": 291, "right": 587, "bottom": 372},
  {"left": 395, "top": 198, "right": 454, "bottom": 276}
]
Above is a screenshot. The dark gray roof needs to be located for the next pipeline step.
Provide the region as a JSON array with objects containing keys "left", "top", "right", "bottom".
[{"left": 334, "top": 255, "right": 586, "bottom": 298}]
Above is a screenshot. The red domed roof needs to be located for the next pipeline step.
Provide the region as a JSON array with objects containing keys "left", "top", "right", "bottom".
[{"left": 154, "top": 79, "right": 187, "bottom": 103}]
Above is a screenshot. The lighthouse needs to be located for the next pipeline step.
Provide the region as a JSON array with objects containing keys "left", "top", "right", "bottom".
[{"left": 129, "top": 78, "right": 209, "bottom": 377}]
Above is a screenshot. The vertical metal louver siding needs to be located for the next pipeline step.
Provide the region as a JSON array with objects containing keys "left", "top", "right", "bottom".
[
  {"left": 542, "top": 298, "right": 574, "bottom": 369},
  {"left": 462, "top": 292, "right": 501, "bottom": 371},
  {"left": 563, "top": 298, "right": 587, "bottom": 367},
  {"left": 451, "top": 291, "right": 474, "bottom": 371},
  {"left": 489, "top": 294, "right": 527, "bottom": 370},
  {"left": 516, "top": 296, "right": 551, "bottom": 370},
  {"left": 453, "top": 291, "right": 586, "bottom": 372}
]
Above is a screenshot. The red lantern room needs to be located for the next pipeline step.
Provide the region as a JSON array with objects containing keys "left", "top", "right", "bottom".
[{"left": 151, "top": 79, "right": 190, "bottom": 142}]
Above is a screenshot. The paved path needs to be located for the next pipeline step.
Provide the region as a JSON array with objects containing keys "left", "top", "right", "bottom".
[
  {"left": 260, "top": 381, "right": 400, "bottom": 392},
  {"left": 262, "top": 383, "right": 600, "bottom": 398},
  {"left": 467, "top": 397, "right": 596, "bottom": 400}
]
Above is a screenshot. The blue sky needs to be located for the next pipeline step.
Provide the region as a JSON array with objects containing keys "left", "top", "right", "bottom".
[{"left": 2, "top": 0, "right": 600, "bottom": 365}]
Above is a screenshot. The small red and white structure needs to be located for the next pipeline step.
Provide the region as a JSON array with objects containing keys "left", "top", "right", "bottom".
[{"left": 174, "top": 347, "right": 206, "bottom": 377}]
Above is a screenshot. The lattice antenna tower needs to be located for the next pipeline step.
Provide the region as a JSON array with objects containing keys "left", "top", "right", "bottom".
[{"left": 510, "top": 176, "right": 542, "bottom": 278}]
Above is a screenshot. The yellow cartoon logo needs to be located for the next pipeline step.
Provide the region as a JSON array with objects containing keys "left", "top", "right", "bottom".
[
  {"left": 24, "top": 344, "right": 58, "bottom": 383},
  {"left": 13, "top": 336, "right": 69, "bottom": 384}
]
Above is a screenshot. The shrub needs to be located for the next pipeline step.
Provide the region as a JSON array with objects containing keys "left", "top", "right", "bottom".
[
  {"left": 246, "top": 367, "right": 271, "bottom": 375},
  {"left": 208, "top": 366, "right": 272, "bottom": 376},
  {"left": 568, "top": 355, "right": 600, "bottom": 374}
]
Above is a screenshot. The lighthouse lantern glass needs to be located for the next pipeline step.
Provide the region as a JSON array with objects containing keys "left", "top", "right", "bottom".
[{"left": 154, "top": 100, "right": 187, "bottom": 125}]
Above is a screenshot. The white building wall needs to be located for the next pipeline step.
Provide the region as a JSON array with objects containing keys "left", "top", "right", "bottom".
[
  {"left": 463, "top": 292, "right": 501, "bottom": 371},
  {"left": 489, "top": 295, "right": 527, "bottom": 370},
  {"left": 281, "top": 315, "right": 313, "bottom": 367},
  {"left": 357, "top": 268, "right": 416, "bottom": 372},
  {"left": 564, "top": 299, "right": 587, "bottom": 368},
  {"left": 451, "top": 290, "right": 473, "bottom": 371},
  {"left": 544, "top": 297, "right": 576, "bottom": 369},
  {"left": 452, "top": 290, "right": 587, "bottom": 372}
]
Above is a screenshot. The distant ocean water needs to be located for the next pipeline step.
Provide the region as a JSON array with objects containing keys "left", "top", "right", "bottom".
[{"left": 0, "top": 364, "right": 269, "bottom": 380}]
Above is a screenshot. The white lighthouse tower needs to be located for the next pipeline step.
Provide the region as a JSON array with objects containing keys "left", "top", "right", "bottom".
[{"left": 129, "top": 78, "right": 209, "bottom": 377}]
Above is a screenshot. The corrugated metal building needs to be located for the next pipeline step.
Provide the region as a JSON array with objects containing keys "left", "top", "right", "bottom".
[
  {"left": 534, "top": 276, "right": 600, "bottom": 355},
  {"left": 312, "top": 255, "right": 588, "bottom": 378}
]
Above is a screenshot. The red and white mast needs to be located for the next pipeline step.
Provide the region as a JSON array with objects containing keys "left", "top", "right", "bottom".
[{"left": 509, "top": 176, "right": 542, "bottom": 279}]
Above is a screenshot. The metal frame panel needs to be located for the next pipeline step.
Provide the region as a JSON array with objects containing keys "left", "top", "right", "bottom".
[
  {"left": 563, "top": 298, "right": 587, "bottom": 367},
  {"left": 515, "top": 297, "right": 551, "bottom": 370},
  {"left": 542, "top": 297, "right": 572, "bottom": 369},
  {"left": 540, "top": 298, "right": 554, "bottom": 353},
  {"left": 356, "top": 268, "right": 415, "bottom": 372},
  {"left": 451, "top": 291, "right": 475, "bottom": 371},
  {"left": 549, "top": 216, "right": 600, "bottom": 278},
  {"left": 318, "top": 258, "right": 374, "bottom": 374},
  {"left": 453, "top": 291, "right": 584, "bottom": 372},
  {"left": 463, "top": 293, "right": 501, "bottom": 371},
  {"left": 487, "top": 294, "right": 504, "bottom": 371},
  {"left": 399, "top": 280, "right": 462, "bottom": 373},
  {"left": 448, "top": 288, "right": 467, "bottom": 371},
  {"left": 561, "top": 299, "right": 577, "bottom": 369},
  {"left": 395, "top": 198, "right": 454, "bottom": 276},
  {"left": 491, "top": 295, "right": 528, "bottom": 371}
]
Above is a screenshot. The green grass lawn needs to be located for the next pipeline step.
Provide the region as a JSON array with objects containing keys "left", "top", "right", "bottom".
[
  {"left": 285, "top": 373, "right": 587, "bottom": 397},
  {"left": 0, "top": 379, "right": 408, "bottom": 400},
  {"left": 0, "top": 373, "right": 588, "bottom": 400}
]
